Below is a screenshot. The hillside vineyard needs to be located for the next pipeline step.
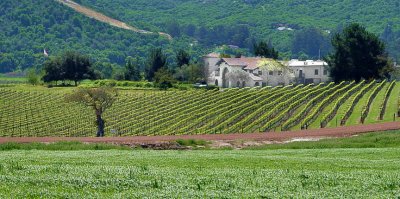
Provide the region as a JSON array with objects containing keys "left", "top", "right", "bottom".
[{"left": 0, "top": 81, "right": 399, "bottom": 137}]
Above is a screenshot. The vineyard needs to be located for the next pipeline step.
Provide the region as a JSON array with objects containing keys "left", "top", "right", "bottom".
[{"left": 0, "top": 80, "right": 399, "bottom": 137}]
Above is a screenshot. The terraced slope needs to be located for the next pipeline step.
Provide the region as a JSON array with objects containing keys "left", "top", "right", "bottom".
[{"left": 0, "top": 81, "right": 398, "bottom": 137}]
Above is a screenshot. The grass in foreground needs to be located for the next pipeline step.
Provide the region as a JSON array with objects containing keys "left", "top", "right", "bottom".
[
  {"left": 248, "top": 130, "right": 400, "bottom": 150},
  {"left": 0, "top": 141, "right": 130, "bottom": 151},
  {"left": 0, "top": 147, "right": 399, "bottom": 198}
]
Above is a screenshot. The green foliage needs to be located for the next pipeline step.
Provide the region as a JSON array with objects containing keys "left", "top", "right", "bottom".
[
  {"left": 42, "top": 51, "right": 95, "bottom": 86},
  {"left": 154, "top": 67, "right": 176, "bottom": 90},
  {"left": 124, "top": 56, "right": 141, "bottom": 81},
  {"left": 175, "top": 139, "right": 208, "bottom": 146},
  {"left": 292, "top": 27, "right": 331, "bottom": 58},
  {"left": 327, "top": 23, "right": 394, "bottom": 82},
  {"left": 146, "top": 48, "right": 167, "bottom": 81},
  {"left": 0, "top": 0, "right": 171, "bottom": 73},
  {"left": 253, "top": 41, "right": 279, "bottom": 59},
  {"left": 175, "top": 49, "right": 190, "bottom": 68},
  {"left": 26, "top": 68, "right": 40, "bottom": 85},
  {"left": 174, "top": 63, "right": 205, "bottom": 83},
  {"left": 78, "top": 0, "right": 400, "bottom": 60}
]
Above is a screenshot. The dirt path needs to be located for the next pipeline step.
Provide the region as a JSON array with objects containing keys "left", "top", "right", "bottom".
[
  {"left": 0, "top": 122, "right": 399, "bottom": 144},
  {"left": 56, "top": 0, "right": 172, "bottom": 40}
]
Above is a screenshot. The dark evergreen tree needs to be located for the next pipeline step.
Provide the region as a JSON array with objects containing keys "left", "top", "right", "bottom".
[
  {"left": 327, "top": 23, "right": 394, "bottom": 82},
  {"left": 145, "top": 48, "right": 167, "bottom": 81},
  {"left": 253, "top": 41, "right": 279, "bottom": 59},
  {"left": 124, "top": 56, "right": 141, "bottom": 81},
  {"left": 176, "top": 49, "right": 190, "bottom": 68}
]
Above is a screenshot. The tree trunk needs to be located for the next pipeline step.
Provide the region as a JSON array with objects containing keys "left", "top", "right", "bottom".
[{"left": 96, "top": 114, "right": 105, "bottom": 137}]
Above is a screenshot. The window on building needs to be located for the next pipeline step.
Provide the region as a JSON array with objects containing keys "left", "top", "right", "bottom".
[
  {"left": 258, "top": 71, "right": 262, "bottom": 75},
  {"left": 323, "top": 69, "right": 328, "bottom": 76},
  {"left": 315, "top": 69, "right": 319, "bottom": 75},
  {"left": 215, "top": 69, "right": 220, "bottom": 76},
  {"left": 269, "top": 71, "right": 273, "bottom": 76},
  {"left": 249, "top": 70, "right": 253, "bottom": 74},
  {"left": 278, "top": 71, "right": 283, "bottom": 76}
]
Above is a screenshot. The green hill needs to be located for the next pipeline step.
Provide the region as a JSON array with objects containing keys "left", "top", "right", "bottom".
[
  {"left": 79, "top": 0, "right": 400, "bottom": 59},
  {"left": 2, "top": 0, "right": 400, "bottom": 73},
  {"left": 0, "top": 0, "right": 202, "bottom": 73}
]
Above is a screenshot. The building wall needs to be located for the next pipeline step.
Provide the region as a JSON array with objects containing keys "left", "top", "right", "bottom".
[
  {"left": 291, "top": 65, "right": 330, "bottom": 84},
  {"left": 205, "top": 57, "right": 329, "bottom": 88},
  {"left": 204, "top": 57, "right": 221, "bottom": 85}
]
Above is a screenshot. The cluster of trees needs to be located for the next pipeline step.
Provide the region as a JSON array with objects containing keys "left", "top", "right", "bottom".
[
  {"left": 42, "top": 51, "right": 95, "bottom": 86},
  {"left": 41, "top": 48, "right": 206, "bottom": 89}
]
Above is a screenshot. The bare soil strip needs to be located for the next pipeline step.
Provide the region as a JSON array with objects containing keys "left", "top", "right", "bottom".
[
  {"left": 0, "top": 122, "right": 399, "bottom": 144},
  {"left": 56, "top": 0, "right": 172, "bottom": 40}
]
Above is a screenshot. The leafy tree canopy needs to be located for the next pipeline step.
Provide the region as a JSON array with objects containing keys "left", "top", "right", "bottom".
[{"left": 327, "top": 23, "right": 394, "bottom": 82}]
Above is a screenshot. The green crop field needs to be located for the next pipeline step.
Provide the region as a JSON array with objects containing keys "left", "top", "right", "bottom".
[
  {"left": 0, "top": 145, "right": 399, "bottom": 197},
  {"left": 0, "top": 80, "right": 399, "bottom": 137}
]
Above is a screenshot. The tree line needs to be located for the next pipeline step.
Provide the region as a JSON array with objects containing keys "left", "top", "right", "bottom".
[{"left": 41, "top": 48, "right": 206, "bottom": 89}]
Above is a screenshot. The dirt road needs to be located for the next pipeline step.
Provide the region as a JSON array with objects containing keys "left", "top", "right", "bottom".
[{"left": 0, "top": 122, "right": 399, "bottom": 144}]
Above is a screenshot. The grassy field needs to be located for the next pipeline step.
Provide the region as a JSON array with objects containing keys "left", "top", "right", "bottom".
[
  {"left": 0, "top": 148, "right": 399, "bottom": 198},
  {"left": 0, "top": 131, "right": 400, "bottom": 198}
]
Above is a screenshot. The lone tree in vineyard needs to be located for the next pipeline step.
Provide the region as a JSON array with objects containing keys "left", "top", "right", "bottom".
[
  {"left": 65, "top": 87, "right": 118, "bottom": 137},
  {"left": 327, "top": 23, "right": 393, "bottom": 82}
]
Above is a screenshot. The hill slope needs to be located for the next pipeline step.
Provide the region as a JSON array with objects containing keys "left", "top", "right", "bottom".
[
  {"left": 56, "top": 0, "right": 172, "bottom": 40},
  {"left": 0, "top": 0, "right": 185, "bottom": 72},
  {"left": 79, "top": 0, "right": 400, "bottom": 59}
]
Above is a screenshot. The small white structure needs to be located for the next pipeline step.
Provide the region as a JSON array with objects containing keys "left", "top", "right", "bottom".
[
  {"left": 287, "top": 59, "right": 330, "bottom": 84},
  {"left": 204, "top": 54, "right": 330, "bottom": 88}
]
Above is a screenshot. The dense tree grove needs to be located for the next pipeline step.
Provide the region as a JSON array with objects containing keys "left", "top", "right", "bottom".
[
  {"left": 327, "top": 24, "right": 394, "bottom": 82},
  {"left": 42, "top": 51, "right": 95, "bottom": 85}
]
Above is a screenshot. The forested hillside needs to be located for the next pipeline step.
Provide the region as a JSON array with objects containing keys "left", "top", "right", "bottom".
[
  {"left": 80, "top": 0, "right": 400, "bottom": 60},
  {"left": 1, "top": 0, "right": 400, "bottom": 73},
  {"left": 0, "top": 0, "right": 204, "bottom": 73}
]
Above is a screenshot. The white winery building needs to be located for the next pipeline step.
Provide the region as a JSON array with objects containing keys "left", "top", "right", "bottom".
[{"left": 204, "top": 53, "right": 330, "bottom": 88}]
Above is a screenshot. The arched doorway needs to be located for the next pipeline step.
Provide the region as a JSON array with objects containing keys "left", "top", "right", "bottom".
[
  {"left": 215, "top": 79, "right": 218, "bottom": 86},
  {"left": 222, "top": 68, "right": 229, "bottom": 88},
  {"left": 236, "top": 81, "right": 241, "bottom": 88},
  {"left": 255, "top": 82, "right": 260, "bottom": 87}
]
